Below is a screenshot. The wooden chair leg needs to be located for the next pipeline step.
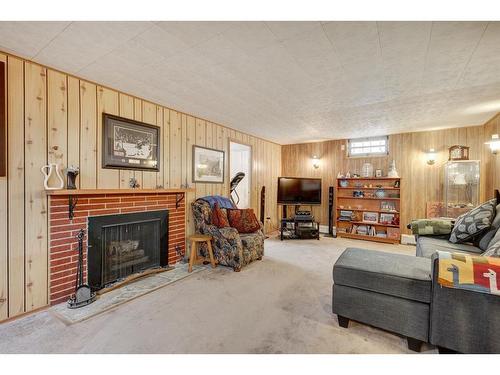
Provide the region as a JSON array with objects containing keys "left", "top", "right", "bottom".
[
  {"left": 206, "top": 240, "right": 216, "bottom": 268},
  {"left": 188, "top": 241, "right": 196, "bottom": 272}
]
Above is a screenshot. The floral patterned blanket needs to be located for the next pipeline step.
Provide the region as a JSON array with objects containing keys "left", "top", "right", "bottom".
[{"left": 436, "top": 251, "right": 500, "bottom": 296}]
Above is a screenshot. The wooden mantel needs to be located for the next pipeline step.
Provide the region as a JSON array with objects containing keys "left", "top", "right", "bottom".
[{"left": 46, "top": 188, "right": 195, "bottom": 196}]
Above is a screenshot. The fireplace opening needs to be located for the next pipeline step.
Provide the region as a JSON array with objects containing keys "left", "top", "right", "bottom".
[{"left": 88, "top": 210, "right": 168, "bottom": 290}]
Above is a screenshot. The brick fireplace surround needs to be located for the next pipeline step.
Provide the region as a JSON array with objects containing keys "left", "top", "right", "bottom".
[{"left": 48, "top": 191, "right": 186, "bottom": 305}]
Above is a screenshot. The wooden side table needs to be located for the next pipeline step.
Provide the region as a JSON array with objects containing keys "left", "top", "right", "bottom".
[{"left": 188, "top": 234, "right": 216, "bottom": 272}]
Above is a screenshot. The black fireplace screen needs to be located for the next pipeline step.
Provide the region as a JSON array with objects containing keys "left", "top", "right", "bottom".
[{"left": 88, "top": 210, "right": 168, "bottom": 290}]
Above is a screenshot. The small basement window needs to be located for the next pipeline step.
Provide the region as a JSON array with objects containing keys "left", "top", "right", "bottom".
[{"left": 348, "top": 136, "right": 389, "bottom": 157}]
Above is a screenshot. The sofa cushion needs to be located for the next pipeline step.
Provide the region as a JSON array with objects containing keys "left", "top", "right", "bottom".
[
  {"left": 416, "top": 236, "right": 482, "bottom": 258},
  {"left": 227, "top": 208, "right": 261, "bottom": 233},
  {"left": 212, "top": 203, "right": 230, "bottom": 228},
  {"left": 478, "top": 204, "right": 500, "bottom": 250},
  {"left": 333, "top": 248, "right": 432, "bottom": 303},
  {"left": 482, "top": 229, "right": 500, "bottom": 257},
  {"left": 449, "top": 199, "right": 496, "bottom": 244}
]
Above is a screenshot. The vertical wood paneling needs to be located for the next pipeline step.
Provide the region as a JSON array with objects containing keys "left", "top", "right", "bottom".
[
  {"left": 1, "top": 52, "right": 282, "bottom": 321},
  {"left": 170, "top": 110, "right": 182, "bottom": 188},
  {"left": 79, "top": 81, "right": 97, "bottom": 188},
  {"left": 47, "top": 70, "right": 67, "bottom": 175},
  {"left": 156, "top": 106, "right": 164, "bottom": 188},
  {"left": 96, "top": 86, "right": 119, "bottom": 188},
  {"left": 118, "top": 93, "right": 135, "bottom": 189},
  {"left": 7, "top": 56, "right": 25, "bottom": 316},
  {"left": 281, "top": 125, "right": 493, "bottom": 233},
  {"left": 24, "top": 62, "right": 48, "bottom": 311},
  {"left": 67, "top": 77, "right": 80, "bottom": 181},
  {"left": 195, "top": 118, "right": 206, "bottom": 198},
  {"left": 163, "top": 108, "right": 170, "bottom": 188},
  {"left": 0, "top": 53, "right": 7, "bottom": 320},
  {"left": 142, "top": 101, "right": 157, "bottom": 189},
  {"left": 133, "top": 98, "right": 143, "bottom": 187}
]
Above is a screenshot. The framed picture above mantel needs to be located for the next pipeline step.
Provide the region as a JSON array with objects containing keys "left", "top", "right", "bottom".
[
  {"left": 192, "top": 145, "right": 225, "bottom": 183},
  {"left": 102, "top": 113, "right": 160, "bottom": 171}
]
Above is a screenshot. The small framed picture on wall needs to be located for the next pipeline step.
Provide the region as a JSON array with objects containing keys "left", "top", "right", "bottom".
[{"left": 192, "top": 145, "right": 225, "bottom": 183}]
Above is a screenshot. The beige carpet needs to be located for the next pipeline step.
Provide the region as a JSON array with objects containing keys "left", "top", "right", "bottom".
[{"left": 0, "top": 236, "right": 436, "bottom": 353}]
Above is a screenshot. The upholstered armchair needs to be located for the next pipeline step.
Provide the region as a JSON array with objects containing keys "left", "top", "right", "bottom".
[{"left": 191, "top": 198, "right": 264, "bottom": 271}]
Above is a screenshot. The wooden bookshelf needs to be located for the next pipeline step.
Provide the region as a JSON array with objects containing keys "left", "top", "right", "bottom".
[{"left": 335, "top": 177, "right": 401, "bottom": 244}]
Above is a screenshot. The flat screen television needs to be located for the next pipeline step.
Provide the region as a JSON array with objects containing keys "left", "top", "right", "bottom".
[{"left": 277, "top": 177, "right": 322, "bottom": 205}]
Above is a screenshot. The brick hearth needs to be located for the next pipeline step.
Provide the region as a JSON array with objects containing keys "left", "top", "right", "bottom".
[{"left": 48, "top": 192, "right": 186, "bottom": 305}]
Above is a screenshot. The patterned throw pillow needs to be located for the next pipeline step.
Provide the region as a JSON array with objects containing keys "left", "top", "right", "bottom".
[
  {"left": 482, "top": 239, "right": 500, "bottom": 257},
  {"left": 482, "top": 229, "right": 500, "bottom": 258},
  {"left": 227, "top": 208, "right": 261, "bottom": 233},
  {"left": 449, "top": 199, "right": 497, "bottom": 244},
  {"left": 212, "top": 203, "right": 230, "bottom": 228}
]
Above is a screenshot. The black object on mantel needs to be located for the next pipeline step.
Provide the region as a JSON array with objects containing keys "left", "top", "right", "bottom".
[{"left": 68, "top": 229, "right": 96, "bottom": 309}]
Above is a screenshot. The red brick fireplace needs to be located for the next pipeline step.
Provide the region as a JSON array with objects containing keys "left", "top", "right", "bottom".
[{"left": 48, "top": 190, "right": 188, "bottom": 305}]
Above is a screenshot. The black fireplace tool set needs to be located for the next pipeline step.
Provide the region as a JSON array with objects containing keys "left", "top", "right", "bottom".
[{"left": 67, "top": 229, "right": 96, "bottom": 309}]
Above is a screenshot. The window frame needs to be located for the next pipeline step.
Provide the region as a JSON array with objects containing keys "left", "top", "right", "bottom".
[{"left": 347, "top": 136, "right": 389, "bottom": 158}]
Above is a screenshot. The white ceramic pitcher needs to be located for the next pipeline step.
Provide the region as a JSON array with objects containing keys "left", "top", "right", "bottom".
[{"left": 41, "top": 163, "right": 64, "bottom": 190}]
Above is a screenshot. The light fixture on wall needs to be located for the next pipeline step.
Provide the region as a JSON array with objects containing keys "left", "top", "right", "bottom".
[
  {"left": 485, "top": 134, "right": 500, "bottom": 154},
  {"left": 426, "top": 148, "right": 436, "bottom": 165},
  {"left": 312, "top": 155, "right": 320, "bottom": 169}
]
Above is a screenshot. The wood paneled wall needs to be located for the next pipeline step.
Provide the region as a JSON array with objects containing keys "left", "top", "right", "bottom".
[
  {"left": 282, "top": 125, "right": 496, "bottom": 232},
  {"left": 483, "top": 113, "right": 500, "bottom": 196},
  {"left": 0, "top": 51, "right": 281, "bottom": 321}
]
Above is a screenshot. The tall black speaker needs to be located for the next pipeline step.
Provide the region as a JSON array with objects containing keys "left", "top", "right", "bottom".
[
  {"left": 260, "top": 186, "right": 266, "bottom": 224},
  {"left": 328, "top": 186, "right": 336, "bottom": 237}
]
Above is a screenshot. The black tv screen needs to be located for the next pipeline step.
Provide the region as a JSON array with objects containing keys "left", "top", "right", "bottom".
[{"left": 277, "top": 177, "right": 322, "bottom": 205}]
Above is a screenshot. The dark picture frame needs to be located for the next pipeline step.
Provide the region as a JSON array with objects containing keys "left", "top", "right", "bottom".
[
  {"left": 102, "top": 113, "right": 160, "bottom": 172},
  {"left": 192, "top": 145, "right": 225, "bottom": 184}
]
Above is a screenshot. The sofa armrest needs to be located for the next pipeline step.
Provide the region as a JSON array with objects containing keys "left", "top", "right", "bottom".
[
  {"left": 409, "top": 219, "right": 453, "bottom": 236},
  {"left": 430, "top": 253, "right": 500, "bottom": 353}
]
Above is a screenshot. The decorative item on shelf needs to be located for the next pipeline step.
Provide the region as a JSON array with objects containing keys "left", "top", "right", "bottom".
[
  {"left": 379, "top": 213, "right": 395, "bottom": 224},
  {"left": 388, "top": 192, "right": 400, "bottom": 198},
  {"left": 353, "top": 190, "right": 364, "bottom": 198},
  {"left": 375, "top": 169, "right": 383, "bottom": 177},
  {"left": 312, "top": 155, "right": 320, "bottom": 169},
  {"left": 66, "top": 166, "right": 79, "bottom": 190},
  {"left": 375, "top": 189, "right": 386, "bottom": 198},
  {"left": 426, "top": 148, "right": 437, "bottom": 165},
  {"left": 448, "top": 145, "right": 469, "bottom": 161},
  {"left": 361, "top": 163, "right": 374, "bottom": 177},
  {"left": 485, "top": 134, "right": 500, "bottom": 154},
  {"left": 380, "top": 201, "right": 396, "bottom": 211},
  {"left": 362, "top": 211, "right": 379, "bottom": 224},
  {"left": 387, "top": 160, "right": 399, "bottom": 178},
  {"left": 41, "top": 163, "right": 64, "bottom": 190},
  {"left": 352, "top": 173, "right": 360, "bottom": 178},
  {"left": 337, "top": 172, "right": 344, "bottom": 178},
  {"left": 129, "top": 177, "right": 140, "bottom": 188},
  {"left": 394, "top": 180, "right": 400, "bottom": 188},
  {"left": 387, "top": 227, "right": 400, "bottom": 240},
  {"left": 339, "top": 179, "right": 349, "bottom": 187},
  {"left": 376, "top": 230, "right": 387, "bottom": 238},
  {"left": 346, "top": 171, "right": 351, "bottom": 178},
  {"left": 354, "top": 181, "right": 363, "bottom": 188},
  {"left": 391, "top": 216, "right": 400, "bottom": 226}
]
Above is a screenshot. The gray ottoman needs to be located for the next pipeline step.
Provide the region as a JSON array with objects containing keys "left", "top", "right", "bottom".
[{"left": 332, "top": 248, "right": 432, "bottom": 352}]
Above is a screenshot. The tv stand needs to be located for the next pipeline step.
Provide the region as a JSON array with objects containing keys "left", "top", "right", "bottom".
[{"left": 280, "top": 205, "right": 320, "bottom": 241}]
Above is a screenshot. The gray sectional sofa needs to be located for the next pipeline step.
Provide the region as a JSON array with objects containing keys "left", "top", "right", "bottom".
[{"left": 332, "top": 191, "right": 500, "bottom": 353}]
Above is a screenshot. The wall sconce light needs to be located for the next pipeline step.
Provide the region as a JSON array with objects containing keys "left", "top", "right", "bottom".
[
  {"left": 426, "top": 148, "right": 436, "bottom": 165},
  {"left": 312, "top": 155, "right": 320, "bottom": 169},
  {"left": 485, "top": 134, "right": 500, "bottom": 154}
]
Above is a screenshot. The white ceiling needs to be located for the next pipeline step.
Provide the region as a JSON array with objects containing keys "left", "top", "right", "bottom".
[{"left": 1, "top": 21, "right": 500, "bottom": 144}]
